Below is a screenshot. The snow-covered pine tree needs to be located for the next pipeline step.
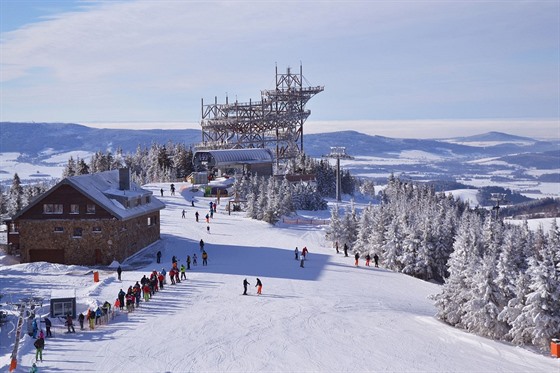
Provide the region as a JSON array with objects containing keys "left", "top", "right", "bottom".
[
  {"left": 62, "top": 156, "right": 77, "bottom": 178},
  {"left": 7, "top": 173, "right": 23, "bottom": 216},
  {"left": 325, "top": 204, "right": 343, "bottom": 246},
  {"left": 434, "top": 211, "right": 482, "bottom": 327},
  {"left": 76, "top": 157, "right": 90, "bottom": 175},
  {"left": 498, "top": 271, "right": 531, "bottom": 344},
  {"left": 515, "top": 232, "right": 560, "bottom": 349},
  {"left": 354, "top": 204, "right": 374, "bottom": 255},
  {"left": 255, "top": 177, "right": 267, "bottom": 221},
  {"left": 462, "top": 250, "right": 509, "bottom": 339}
]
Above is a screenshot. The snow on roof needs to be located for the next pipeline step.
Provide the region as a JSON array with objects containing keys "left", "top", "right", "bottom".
[
  {"left": 66, "top": 170, "right": 165, "bottom": 220},
  {"left": 50, "top": 288, "right": 76, "bottom": 299},
  {"left": 14, "top": 169, "right": 165, "bottom": 221}
]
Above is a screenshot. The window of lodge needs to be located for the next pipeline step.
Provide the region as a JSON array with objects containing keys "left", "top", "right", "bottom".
[{"left": 43, "top": 204, "right": 63, "bottom": 214}]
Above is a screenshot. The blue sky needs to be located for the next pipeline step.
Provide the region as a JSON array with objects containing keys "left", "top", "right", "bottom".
[{"left": 0, "top": 0, "right": 559, "bottom": 138}]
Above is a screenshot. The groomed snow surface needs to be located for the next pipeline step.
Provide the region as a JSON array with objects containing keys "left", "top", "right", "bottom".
[{"left": 1, "top": 182, "right": 558, "bottom": 373}]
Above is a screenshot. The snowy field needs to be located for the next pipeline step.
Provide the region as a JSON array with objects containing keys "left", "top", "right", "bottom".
[{"left": 1, "top": 182, "right": 559, "bottom": 373}]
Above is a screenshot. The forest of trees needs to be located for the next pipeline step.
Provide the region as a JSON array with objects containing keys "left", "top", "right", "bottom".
[
  {"left": 231, "top": 153, "right": 358, "bottom": 223},
  {"left": 325, "top": 175, "right": 559, "bottom": 350}
]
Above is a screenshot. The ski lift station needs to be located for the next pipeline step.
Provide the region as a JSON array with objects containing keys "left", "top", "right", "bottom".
[{"left": 192, "top": 148, "right": 274, "bottom": 178}]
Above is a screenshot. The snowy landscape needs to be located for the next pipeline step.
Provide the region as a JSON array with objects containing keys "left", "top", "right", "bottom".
[{"left": 1, "top": 180, "right": 559, "bottom": 372}]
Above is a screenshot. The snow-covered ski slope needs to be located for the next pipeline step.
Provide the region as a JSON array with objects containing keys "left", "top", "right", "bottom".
[{"left": 1, "top": 181, "right": 558, "bottom": 372}]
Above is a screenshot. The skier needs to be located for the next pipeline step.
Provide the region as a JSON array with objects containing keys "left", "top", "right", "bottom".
[
  {"left": 78, "top": 312, "right": 85, "bottom": 330},
  {"left": 199, "top": 239, "right": 205, "bottom": 252},
  {"left": 207, "top": 225, "right": 210, "bottom": 234},
  {"left": 186, "top": 255, "right": 191, "bottom": 270},
  {"left": 161, "top": 268, "right": 167, "bottom": 284},
  {"left": 191, "top": 198, "right": 195, "bottom": 207},
  {"left": 44, "top": 317, "right": 52, "bottom": 337},
  {"left": 160, "top": 188, "right": 164, "bottom": 197},
  {"left": 182, "top": 209, "right": 185, "bottom": 218},
  {"left": 66, "top": 313, "right": 75, "bottom": 333},
  {"left": 117, "top": 265, "right": 122, "bottom": 281},
  {"left": 365, "top": 254, "right": 371, "bottom": 267},
  {"left": 156, "top": 250, "right": 162, "bottom": 264},
  {"left": 354, "top": 252, "right": 360, "bottom": 267},
  {"left": 170, "top": 183, "right": 175, "bottom": 195},
  {"left": 195, "top": 211, "right": 199, "bottom": 222},
  {"left": 87, "top": 309, "right": 94, "bottom": 330},
  {"left": 202, "top": 250, "right": 208, "bottom": 266},
  {"left": 118, "top": 289, "right": 126, "bottom": 310},
  {"left": 34, "top": 335, "right": 45, "bottom": 362},
  {"left": 32, "top": 318, "right": 38, "bottom": 338},
  {"left": 180, "top": 264, "right": 187, "bottom": 280},
  {"left": 193, "top": 253, "right": 198, "bottom": 266},
  {"left": 255, "top": 278, "right": 263, "bottom": 295},
  {"left": 373, "top": 253, "right": 379, "bottom": 268},
  {"left": 335, "top": 241, "right": 339, "bottom": 254},
  {"left": 294, "top": 247, "right": 299, "bottom": 260},
  {"left": 302, "top": 247, "right": 308, "bottom": 260},
  {"left": 205, "top": 213, "right": 210, "bottom": 223},
  {"left": 243, "top": 278, "right": 250, "bottom": 295},
  {"left": 300, "top": 257, "right": 305, "bottom": 268},
  {"left": 158, "top": 272, "right": 165, "bottom": 289},
  {"left": 344, "top": 243, "right": 349, "bottom": 257}
]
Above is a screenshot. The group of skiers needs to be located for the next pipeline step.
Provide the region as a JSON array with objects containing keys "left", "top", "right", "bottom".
[{"left": 243, "top": 278, "right": 263, "bottom": 295}]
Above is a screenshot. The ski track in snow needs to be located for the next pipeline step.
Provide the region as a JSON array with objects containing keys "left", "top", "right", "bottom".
[{"left": 1, "top": 181, "right": 559, "bottom": 372}]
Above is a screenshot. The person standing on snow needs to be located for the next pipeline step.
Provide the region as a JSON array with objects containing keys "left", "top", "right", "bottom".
[
  {"left": 365, "top": 254, "right": 371, "bottom": 267},
  {"left": 117, "top": 265, "right": 122, "bottom": 281},
  {"left": 344, "top": 243, "right": 349, "bottom": 257},
  {"left": 66, "top": 313, "right": 75, "bottom": 333},
  {"left": 255, "top": 278, "right": 263, "bottom": 295},
  {"left": 193, "top": 253, "right": 198, "bottom": 266},
  {"left": 78, "top": 313, "right": 85, "bottom": 330},
  {"left": 335, "top": 241, "right": 339, "bottom": 254},
  {"left": 243, "top": 278, "right": 250, "bottom": 295},
  {"left": 156, "top": 251, "right": 162, "bottom": 264},
  {"left": 202, "top": 250, "right": 208, "bottom": 266},
  {"left": 34, "top": 335, "right": 45, "bottom": 362},
  {"left": 302, "top": 247, "right": 308, "bottom": 260},
  {"left": 354, "top": 252, "right": 360, "bottom": 267},
  {"left": 199, "top": 239, "right": 205, "bottom": 252},
  {"left": 180, "top": 264, "right": 187, "bottom": 280},
  {"left": 373, "top": 253, "right": 379, "bottom": 268},
  {"left": 294, "top": 247, "right": 299, "bottom": 260},
  {"left": 44, "top": 317, "right": 52, "bottom": 337},
  {"left": 300, "top": 256, "right": 305, "bottom": 268},
  {"left": 195, "top": 211, "right": 199, "bottom": 222},
  {"left": 182, "top": 209, "right": 186, "bottom": 218}
]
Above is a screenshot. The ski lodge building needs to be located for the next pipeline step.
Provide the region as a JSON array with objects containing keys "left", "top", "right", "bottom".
[{"left": 6, "top": 168, "right": 165, "bottom": 266}]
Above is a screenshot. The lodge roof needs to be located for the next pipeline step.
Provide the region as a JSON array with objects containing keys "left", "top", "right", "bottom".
[{"left": 13, "top": 169, "right": 165, "bottom": 221}]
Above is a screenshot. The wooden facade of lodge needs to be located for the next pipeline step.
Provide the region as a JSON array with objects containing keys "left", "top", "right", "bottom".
[{"left": 7, "top": 169, "right": 165, "bottom": 266}]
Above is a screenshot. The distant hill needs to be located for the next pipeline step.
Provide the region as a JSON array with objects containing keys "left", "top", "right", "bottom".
[
  {"left": 0, "top": 122, "right": 202, "bottom": 157},
  {"left": 449, "top": 131, "right": 536, "bottom": 143}
]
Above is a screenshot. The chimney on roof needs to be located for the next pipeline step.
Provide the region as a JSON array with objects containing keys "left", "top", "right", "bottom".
[{"left": 119, "top": 168, "right": 131, "bottom": 190}]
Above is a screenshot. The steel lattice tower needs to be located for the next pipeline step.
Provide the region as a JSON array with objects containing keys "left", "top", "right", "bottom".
[{"left": 198, "top": 65, "right": 324, "bottom": 169}]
